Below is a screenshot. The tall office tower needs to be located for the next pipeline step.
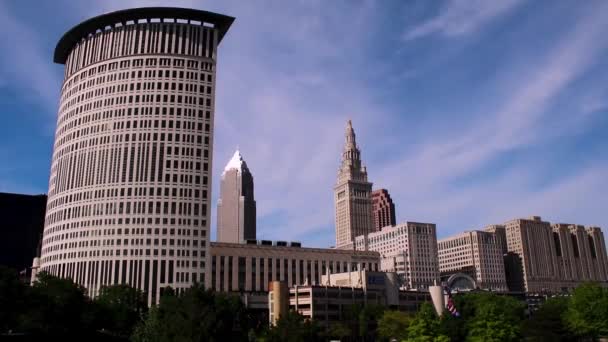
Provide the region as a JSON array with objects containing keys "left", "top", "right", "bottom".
[
  {"left": 38, "top": 8, "right": 234, "bottom": 304},
  {"left": 334, "top": 120, "right": 374, "bottom": 249},
  {"left": 353, "top": 222, "right": 440, "bottom": 290},
  {"left": 502, "top": 216, "right": 560, "bottom": 292},
  {"left": 501, "top": 216, "right": 608, "bottom": 292},
  {"left": 371, "top": 189, "right": 396, "bottom": 231},
  {"left": 438, "top": 230, "right": 508, "bottom": 291},
  {"left": 216, "top": 149, "right": 256, "bottom": 243}
]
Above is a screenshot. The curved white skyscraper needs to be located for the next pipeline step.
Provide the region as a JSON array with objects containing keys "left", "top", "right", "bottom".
[{"left": 38, "top": 7, "right": 234, "bottom": 304}]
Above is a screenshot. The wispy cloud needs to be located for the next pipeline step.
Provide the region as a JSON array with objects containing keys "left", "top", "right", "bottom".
[
  {"left": 404, "top": 0, "right": 524, "bottom": 40},
  {"left": 0, "top": 2, "right": 61, "bottom": 111},
  {"left": 382, "top": 3, "right": 608, "bottom": 236},
  {"left": 0, "top": 0, "right": 606, "bottom": 247}
]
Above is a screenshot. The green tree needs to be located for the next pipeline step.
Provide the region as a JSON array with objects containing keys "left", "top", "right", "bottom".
[
  {"left": 465, "top": 294, "right": 525, "bottom": 342},
  {"left": 522, "top": 296, "right": 574, "bottom": 342},
  {"left": 19, "top": 271, "right": 96, "bottom": 335},
  {"left": 262, "top": 310, "right": 322, "bottom": 342},
  {"left": 96, "top": 284, "right": 147, "bottom": 337},
  {"left": 131, "top": 285, "right": 252, "bottom": 342},
  {"left": 359, "top": 304, "right": 385, "bottom": 341},
  {"left": 439, "top": 310, "right": 466, "bottom": 342},
  {"left": 0, "top": 266, "right": 27, "bottom": 333},
  {"left": 564, "top": 282, "right": 608, "bottom": 340},
  {"left": 131, "top": 306, "right": 164, "bottom": 342},
  {"left": 378, "top": 310, "right": 411, "bottom": 342},
  {"left": 327, "top": 322, "right": 351, "bottom": 341},
  {"left": 406, "top": 302, "right": 449, "bottom": 342}
]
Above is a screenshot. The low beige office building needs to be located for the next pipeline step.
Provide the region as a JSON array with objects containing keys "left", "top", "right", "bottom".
[
  {"left": 438, "top": 230, "right": 508, "bottom": 291},
  {"left": 208, "top": 240, "right": 380, "bottom": 292},
  {"left": 269, "top": 270, "right": 430, "bottom": 327}
]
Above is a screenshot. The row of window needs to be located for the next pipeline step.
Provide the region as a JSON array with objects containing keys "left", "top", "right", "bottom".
[{"left": 65, "top": 22, "right": 217, "bottom": 77}]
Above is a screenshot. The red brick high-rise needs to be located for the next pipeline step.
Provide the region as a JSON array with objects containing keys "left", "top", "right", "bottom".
[{"left": 371, "top": 189, "right": 396, "bottom": 231}]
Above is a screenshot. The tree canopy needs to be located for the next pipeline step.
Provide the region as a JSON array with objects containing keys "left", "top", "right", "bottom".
[
  {"left": 377, "top": 310, "right": 411, "bottom": 342},
  {"left": 0, "top": 266, "right": 27, "bottom": 333},
  {"left": 260, "top": 310, "right": 322, "bottom": 342},
  {"left": 406, "top": 302, "right": 450, "bottom": 342},
  {"left": 522, "top": 296, "right": 574, "bottom": 342},
  {"left": 97, "top": 284, "right": 148, "bottom": 337},
  {"left": 564, "top": 282, "right": 608, "bottom": 340},
  {"left": 3, "top": 269, "right": 607, "bottom": 342},
  {"left": 131, "top": 285, "right": 253, "bottom": 342}
]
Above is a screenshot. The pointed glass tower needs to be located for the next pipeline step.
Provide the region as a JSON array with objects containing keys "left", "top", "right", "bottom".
[
  {"left": 217, "top": 149, "right": 256, "bottom": 243},
  {"left": 334, "top": 120, "right": 374, "bottom": 248}
]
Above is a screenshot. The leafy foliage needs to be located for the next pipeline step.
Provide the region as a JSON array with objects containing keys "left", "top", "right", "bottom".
[
  {"left": 327, "top": 322, "right": 351, "bottom": 341},
  {"left": 131, "top": 285, "right": 252, "bottom": 342},
  {"left": 522, "top": 296, "right": 574, "bottom": 342},
  {"left": 19, "top": 271, "right": 96, "bottom": 335},
  {"left": 464, "top": 293, "right": 525, "bottom": 342},
  {"left": 377, "top": 310, "right": 411, "bottom": 342},
  {"left": 342, "top": 303, "right": 385, "bottom": 341},
  {"left": 406, "top": 302, "right": 450, "bottom": 342},
  {"left": 0, "top": 266, "right": 27, "bottom": 333},
  {"left": 4, "top": 270, "right": 608, "bottom": 342},
  {"left": 97, "top": 284, "right": 147, "bottom": 337},
  {"left": 564, "top": 282, "right": 608, "bottom": 340},
  {"left": 261, "top": 310, "right": 322, "bottom": 342}
]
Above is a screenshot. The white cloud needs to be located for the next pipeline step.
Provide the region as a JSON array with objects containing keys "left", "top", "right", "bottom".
[
  {"left": 404, "top": 0, "right": 524, "bottom": 40},
  {"left": 1, "top": 0, "right": 606, "bottom": 248},
  {"left": 0, "top": 2, "right": 61, "bottom": 111},
  {"left": 382, "top": 3, "right": 608, "bottom": 236}
]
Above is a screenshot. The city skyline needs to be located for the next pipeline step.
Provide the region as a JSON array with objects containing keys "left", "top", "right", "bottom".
[{"left": 1, "top": 0, "right": 608, "bottom": 248}]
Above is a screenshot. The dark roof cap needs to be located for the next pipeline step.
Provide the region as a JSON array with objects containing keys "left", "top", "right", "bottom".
[{"left": 54, "top": 7, "right": 234, "bottom": 64}]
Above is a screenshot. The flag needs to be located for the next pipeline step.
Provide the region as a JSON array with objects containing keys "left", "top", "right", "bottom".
[{"left": 445, "top": 286, "right": 460, "bottom": 317}]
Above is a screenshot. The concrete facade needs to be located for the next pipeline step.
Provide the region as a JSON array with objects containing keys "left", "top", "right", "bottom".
[
  {"left": 371, "top": 189, "right": 396, "bottom": 232},
  {"left": 497, "top": 216, "right": 608, "bottom": 292},
  {"left": 334, "top": 120, "right": 374, "bottom": 249},
  {"left": 38, "top": 8, "right": 234, "bottom": 304},
  {"left": 217, "top": 150, "right": 256, "bottom": 243},
  {"left": 354, "top": 222, "right": 440, "bottom": 290},
  {"left": 269, "top": 270, "right": 430, "bottom": 327},
  {"left": 438, "top": 230, "right": 508, "bottom": 291},
  {"left": 208, "top": 241, "right": 380, "bottom": 292}
]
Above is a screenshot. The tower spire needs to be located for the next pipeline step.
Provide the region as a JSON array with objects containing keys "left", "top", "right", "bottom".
[
  {"left": 341, "top": 120, "right": 362, "bottom": 171},
  {"left": 334, "top": 119, "right": 374, "bottom": 249},
  {"left": 345, "top": 119, "right": 356, "bottom": 148}
]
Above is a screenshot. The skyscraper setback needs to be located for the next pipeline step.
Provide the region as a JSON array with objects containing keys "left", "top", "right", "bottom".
[
  {"left": 37, "top": 7, "right": 234, "bottom": 304},
  {"left": 216, "top": 149, "right": 256, "bottom": 243},
  {"left": 334, "top": 120, "right": 374, "bottom": 249},
  {"left": 371, "top": 189, "right": 396, "bottom": 231}
]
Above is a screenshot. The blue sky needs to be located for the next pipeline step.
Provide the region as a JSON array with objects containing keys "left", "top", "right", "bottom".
[{"left": 1, "top": 0, "right": 607, "bottom": 247}]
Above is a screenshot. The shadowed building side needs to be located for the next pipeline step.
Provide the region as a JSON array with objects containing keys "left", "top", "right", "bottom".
[
  {"left": 217, "top": 150, "right": 256, "bottom": 243},
  {"left": 0, "top": 192, "right": 47, "bottom": 276}
]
